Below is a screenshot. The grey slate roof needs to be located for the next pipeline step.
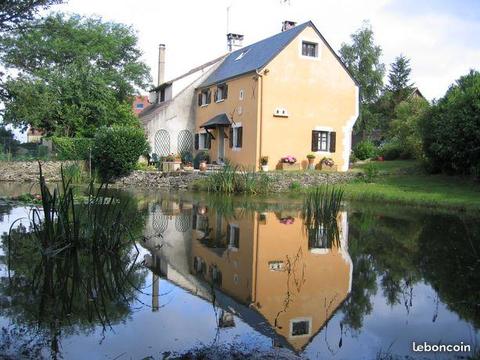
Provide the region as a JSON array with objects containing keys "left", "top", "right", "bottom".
[
  {"left": 200, "top": 22, "right": 311, "bottom": 88},
  {"left": 200, "top": 113, "right": 231, "bottom": 129}
]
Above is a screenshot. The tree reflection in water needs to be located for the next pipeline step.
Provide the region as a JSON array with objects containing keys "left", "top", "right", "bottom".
[{"left": 0, "top": 173, "right": 147, "bottom": 359}]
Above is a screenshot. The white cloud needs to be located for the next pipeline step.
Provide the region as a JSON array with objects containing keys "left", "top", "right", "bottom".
[{"left": 50, "top": 0, "right": 479, "bottom": 100}]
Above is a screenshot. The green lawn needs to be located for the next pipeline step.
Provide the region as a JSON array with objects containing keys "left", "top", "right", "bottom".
[{"left": 345, "top": 160, "right": 480, "bottom": 213}]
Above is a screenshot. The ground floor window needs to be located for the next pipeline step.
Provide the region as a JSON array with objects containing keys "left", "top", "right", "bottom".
[
  {"left": 229, "top": 125, "right": 243, "bottom": 149},
  {"left": 195, "top": 132, "right": 211, "bottom": 150},
  {"left": 311, "top": 130, "right": 336, "bottom": 153}
]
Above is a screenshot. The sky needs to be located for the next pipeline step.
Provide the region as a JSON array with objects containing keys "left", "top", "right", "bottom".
[{"left": 46, "top": 0, "right": 480, "bottom": 102}]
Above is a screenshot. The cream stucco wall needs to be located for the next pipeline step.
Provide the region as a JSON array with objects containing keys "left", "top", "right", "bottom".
[{"left": 260, "top": 26, "right": 358, "bottom": 171}]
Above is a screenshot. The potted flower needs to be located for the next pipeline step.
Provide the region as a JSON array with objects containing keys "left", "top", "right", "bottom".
[
  {"left": 320, "top": 157, "right": 337, "bottom": 171},
  {"left": 183, "top": 162, "right": 194, "bottom": 171},
  {"left": 280, "top": 155, "right": 300, "bottom": 171},
  {"left": 198, "top": 151, "right": 210, "bottom": 172},
  {"left": 260, "top": 156, "right": 269, "bottom": 171},
  {"left": 306, "top": 153, "right": 316, "bottom": 170},
  {"left": 162, "top": 153, "right": 182, "bottom": 172}
]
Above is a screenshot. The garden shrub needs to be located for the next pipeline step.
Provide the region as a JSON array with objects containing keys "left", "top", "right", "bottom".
[
  {"left": 92, "top": 126, "right": 150, "bottom": 181},
  {"left": 353, "top": 140, "right": 378, "bottom": 160},
  {"left": 419, "top": 70, "right": 480, "bottom": 175},
  {"left": 362, "top": 163, "right": 379, "bottom": 183},
  {"left": 379, "top": 142, "right": 403, "bottom": 160},
  {"left": 52, "top": 137, "right": 94, "bottom": 160}
]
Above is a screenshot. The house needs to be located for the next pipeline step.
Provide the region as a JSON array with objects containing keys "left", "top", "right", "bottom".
[
  {"left": 26, "top": 127, "right": 43, "bottom": 143},
  {"left": 132, "top": 95, "right": 150, "bottom": 116},
  {"left": 194, "top": 20, "right": 359, "bottom": 171},
  {"left": 140, "top": 44, "right": 225, "bottom": 157}
]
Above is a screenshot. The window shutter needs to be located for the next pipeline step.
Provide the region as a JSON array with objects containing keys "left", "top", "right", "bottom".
[
  {"left": 229, "top": 127, "right": 233, "bottom": 148},
  {"left": 192, "top": 209, "right": 197, "bottom": 230},
  {"left": 311, "top": 131, "right": 319, "bottom": 152},
  {"left": 237, "top": 127, "right": 243, "bottom": 148},
  {"left": 206, "top": 89, "right": 211, "bottom": 104},
  {"left": 234, "top": 226, "right": 240, "bottom": 248},
  {"left": 224, "top": 84, "right": 228, "bottom": 99},
  {"left": 214, "top": 89, "right": 218, "bottom": 102},
  {"left": 194, "top": 134, "right": 199, "bottom": 150},
  {"left": 198, "top": 93, "right": 202, "bottom": 106},
  {"left": 207, "top": 133, "right": 212, "bottom": 149},
  {"left": 226, "top": 224, "right": 231, "bottom": 242},
  {"left": 329, "top": 132, "right": 336, "bottom": 153}
]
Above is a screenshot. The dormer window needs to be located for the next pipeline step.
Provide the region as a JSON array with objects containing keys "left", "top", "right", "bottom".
[
  {"left": 215, "top": 84, "right": 228, "bottom": 102},
  {"left": 302, "top": 41, "right": 318, "bottom": 57},
  {"left": 198, "top": 89, "right": 211, "bottom": 106}
]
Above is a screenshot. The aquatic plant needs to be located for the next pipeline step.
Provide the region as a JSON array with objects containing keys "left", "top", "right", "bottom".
[{"left": 205, "top": 164, "right": 271, "bottom": 194}]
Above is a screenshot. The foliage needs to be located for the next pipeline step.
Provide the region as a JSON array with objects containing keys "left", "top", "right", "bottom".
[
  {"left": 340, "top": 21, "right": 385, "bottom": 136},
  {"left": 205, "top": 164, "right": 271, "bottom": 194},
  {"left": 194, "top": 150, "right": 210, "bottom": 168},
  {"left": 281, "top": 155, "right": 297, "bottom": 164},
  {"left": 362, "top": 163, "right": 379, "bottom": 182},
  {"left": 0, "top": 125, "right": 20, "bottom": 154},
  {"left": 0, "top": 0, "right": 63, "bottom": 32},
  {"left": 306, "top": 153, "right": 316, "bottom": 160},
  {"left": 379, "top": 141, "right": 403, "bottom": 160},
  {"left": 289, "top": 181, "right": 301, "bottom": 191},
  {"left": 419, "top": 70, "right": 480, "bottom": 175},
  {"left": 389, "top": 97, "right": 429, "bottom": 159},
  {"left": 62, "top": 162, "right": 88, "bottom": 183},
  {"left": 135, "top": 162, "right": 157, "bottom": 171},
  {"left": 52, "top": 137, "right": 94, "bottom": 160},
  {"left": 353, "top": 140, "right": 378, "bottom": 160},
  {"left": 0, "top": 13, "right": 151, "bottom": 136},
  {"left": 386, "top": 55, "right": 413, "bottom": 97},
  {"left": 92, "top": 126, "right": 150, "bottom": 181},
  {"left": 260, "top": 156, "right": 269, "bottom": 165}
]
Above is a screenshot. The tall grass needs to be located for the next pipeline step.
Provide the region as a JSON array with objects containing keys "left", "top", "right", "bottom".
[
  {"left": 302, "top": 185, "right": 344, "bottom": 248},
  {"left": 206, "top": 164, "right": 271, "bottom": 194}
]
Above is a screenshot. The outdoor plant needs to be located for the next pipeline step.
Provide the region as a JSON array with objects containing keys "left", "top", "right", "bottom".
[
  {"left": 321, "top": 157, "right": 335, "bottom": 167},
  {"left": 289, "top": 181, "right": 301, "bottom": 191},
  {"left": 362, "top": 162, "right": 379, "bottom": 182},
  {"left": 307, "top": 153, "right": 316, "bottom": 160},
  {"left": 92, "top": 126, "right": 150, "bottom": 182},
  {"left": 353, "top": 140, "right": 378, "bottom": 160},
  {"left": 281, "top": 155, "right": 297, "bottom": 164},
  {"left": 260, "top": 156, "right": 269, "bottom": 165},
  {"left": 205, "top": 164, "right": 271, "bottom": 194}
]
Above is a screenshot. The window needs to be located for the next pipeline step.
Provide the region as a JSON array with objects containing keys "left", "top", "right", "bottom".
[
  {"left": 215, "top": 84, "right": 228, "bottom": 102},
  {"left": 229, "top": 125, "right": 243, "bottom": 149},
  {"left": 198, "top": 89, "right": 211, "bottom": 106},
  {"left": 308, "top": 225, "right": 328, "bottom": 249},
  {"left": 135, "top": 103, "right": 144, "bottom": 109},
  {"left": 227, "top": 224, "right": 240, "bottom": 249},
  {"left": 239, "top": 89, "right": 244, "bottom": 101},
  {"left": 195, "top": 132, "right": 211, "bottom": 150},
  {"left": 302, "top": 41, "right": 318, "bottom": 57},
  {"left": 268, "top": 261, "right": 284, "bottom": 271},
  {"left": 291, "top": 320, "right": 311, "bottom": 336},
  {"left": 159, "top": 89, "right": 166, "bottom": 102},
  {"left": 311, "top": 130, "right": 336, "bottom": 153}
]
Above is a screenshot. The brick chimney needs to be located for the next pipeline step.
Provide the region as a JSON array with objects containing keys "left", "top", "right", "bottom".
[
  {"left": 227, "top": 33, "right": 244, "bottom": 52},
  {"left": 281, "top": 20, "right": 296, "bottom": 32},
  {"left": 157, "top": 44, "right": 166, "bottom": 86}
]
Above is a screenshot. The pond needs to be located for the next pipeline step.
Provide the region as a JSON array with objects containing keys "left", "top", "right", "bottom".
[{"left": 0, "top": 187, "right": 479, "bottom": 359}]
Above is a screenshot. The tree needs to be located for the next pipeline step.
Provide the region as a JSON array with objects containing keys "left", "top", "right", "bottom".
[
  {"left": 419, "top": 70, "right": 480, "bottom": 175},
  {"left": 0, "top": 13, "right": 151, "bottom": 137},
  {"left": 0, "top": 0, "right": 64, "bottom": 32},
  {"left": 340, "top": 22, "right": 385, "bottom": 136},
  {"left": 387, "top": 55, "right": 413, "bottom": 95}
]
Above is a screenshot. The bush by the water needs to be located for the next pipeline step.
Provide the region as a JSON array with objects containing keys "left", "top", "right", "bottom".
[
  {"left": 420, "top": 70, "right": 480, "bottom": 175},
  {"left": 205, "top": 165, "right": 271, "bottom": 194},
  {"left": 52, "top": 137, "right": 94, "bottom": 160},
  {"left": 354, "top": 140, "right": 378, "bottom": 160},
  {"left": 92, "top": 126, "right": 150, "bottom": 181}
]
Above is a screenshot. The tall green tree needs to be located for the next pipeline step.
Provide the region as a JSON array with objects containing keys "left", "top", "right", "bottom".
[
  {"left": 387, "top": 55, "right": 413, "bottom": 95},
  {"left": 0, "top": 13, "right": 151, "bottom": 137},
  {"left": 340, "top": 21, "right": 385, "bottom": 136},
  {"left": 0, "top": 0, "right": 64, "bottom": 32}
]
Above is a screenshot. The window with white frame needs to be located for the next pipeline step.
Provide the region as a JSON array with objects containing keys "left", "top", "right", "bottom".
[
  {"left": 215, "top": 84, "right": 228, "bottom": 102},
  {"left": 311, "top": 130, "right": 336, "bottom": 153},
  {"left": 195, "top": 132, "right": 210, "bottom": 150},
  {"left": 291, "top": 319, "right": 311, "bottom": 337},
  {"left": 302, "top": 41, "right": 318, "bottom": 57},
  {"left": 230, "top": 125, "right": 243, "bottom": 149},
  {"left": 198, "top": 89, "right": 211, "bottom": 106},
  {"left": 227, "top": 224, "right": 240, "bottom": 249}
]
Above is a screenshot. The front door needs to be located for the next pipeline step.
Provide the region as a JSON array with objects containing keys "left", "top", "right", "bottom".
[{"left": 217, "top": 128, "right": 225, "bottom": 163}]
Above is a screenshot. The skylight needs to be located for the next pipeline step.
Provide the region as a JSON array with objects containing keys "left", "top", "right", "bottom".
[{"left": 234, "top": 49, "right": 250, "bottom": 61}]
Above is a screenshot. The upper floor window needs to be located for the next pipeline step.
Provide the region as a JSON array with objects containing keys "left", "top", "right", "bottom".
[
  {"left": 198, "top": 89, "right": 211, "bottom": 106},
  {"left": 239, "top": 89, "right": 244, "bottom": 101},
  {"left": 135, "top": 103, "right": 144, "bottom": 109},
  {"left": 302, "top": 41, "right": 318, "bottom": 57},
  {"left": 215, "top": 84, "right": 228, "bottom": 102}
]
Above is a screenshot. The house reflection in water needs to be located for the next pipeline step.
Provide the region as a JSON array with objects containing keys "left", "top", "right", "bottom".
[{"left": 141, "top": 199, "right": 352, "bottom": 352}]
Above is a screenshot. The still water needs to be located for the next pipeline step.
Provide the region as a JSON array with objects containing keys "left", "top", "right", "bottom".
[{"left": 0, "top": 188, "right": 479, "bottom": 359}]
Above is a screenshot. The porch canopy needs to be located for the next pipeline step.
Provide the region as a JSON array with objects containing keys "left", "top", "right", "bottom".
[{"left": 200, "top": 113, "right": 231, "bottom": 129}]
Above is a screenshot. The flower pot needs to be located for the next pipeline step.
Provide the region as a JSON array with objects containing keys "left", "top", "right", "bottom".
[
  {"left": 162, "top": 161, "right": 181, "bottom": 172},
  {"left": 199, "top": 161, "right": 207, "bottom": 172},
  {"left": 279, "top": 163, "right": 301, "bottom": 171},
  {"left": 261, "top": 165, "right": 269, "bottom": 172},
  {"left": 307, "top": 158, "right": 315, "bottom": 170}
]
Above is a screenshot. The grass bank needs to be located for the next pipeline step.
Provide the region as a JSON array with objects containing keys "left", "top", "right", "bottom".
[{"left": 344, "top": 160, "right": 480, "bottom": 213}]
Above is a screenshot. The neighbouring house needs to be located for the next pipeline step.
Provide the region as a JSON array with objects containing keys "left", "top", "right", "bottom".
[
  {"left": 194, "top": 20, "right": 359, "bottom": 171},
  {"left": 26, "top": 127, "right": 43, "bottom": 143},
  {"left": 139, "top": 44, "right": 225, "bottom": 157},
  {"left": 132, "top": 96, "right": 150, "bottom": 116}
]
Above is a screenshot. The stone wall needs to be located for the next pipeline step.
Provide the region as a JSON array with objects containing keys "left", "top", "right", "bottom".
[
  {"left": 0, "top": 161, "right": 84, "bottom": 182},
  {"left": 115, "top": 171, "right": 208, "bottom": 190}
]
